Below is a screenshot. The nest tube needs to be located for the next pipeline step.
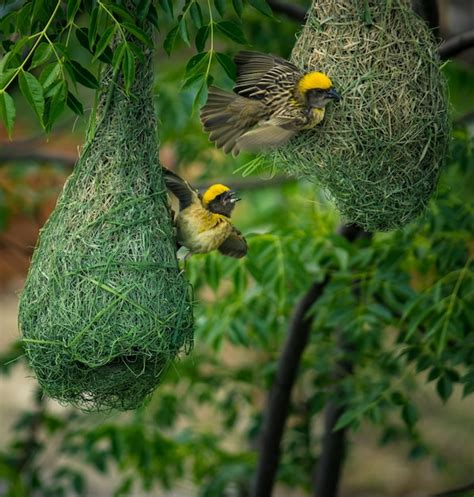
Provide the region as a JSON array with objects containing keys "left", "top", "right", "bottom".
[
  {"left": 18, "top": 30, "right": 194, "bottom": 411},
  {"left": 270, "top": 0, "right": 450, "bottom": 231}
]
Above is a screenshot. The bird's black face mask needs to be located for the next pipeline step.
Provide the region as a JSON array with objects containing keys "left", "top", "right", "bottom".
[
  {"left": 306, "top": 88, "right": 341, "bottom": 109},
  {"left": 207, "top": 190, "right": 240, "bottom": 217}
]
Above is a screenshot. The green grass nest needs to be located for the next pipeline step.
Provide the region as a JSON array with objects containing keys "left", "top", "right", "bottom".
[
  {"left": 18, "top": 43, "right": 193, "bottom": 411},
  {"left": 271, "top": 0, "right": 450, "bottom": 231}
]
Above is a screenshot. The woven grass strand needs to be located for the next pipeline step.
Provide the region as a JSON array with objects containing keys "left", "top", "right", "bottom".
[
  {"left": 18, "top": 32, "right": 194, "bottom": 411},
  {"left": 271, "top": 0, "right": 450, "bottom": 231}
]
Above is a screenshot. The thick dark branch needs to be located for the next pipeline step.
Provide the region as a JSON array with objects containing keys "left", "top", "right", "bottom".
[
  {"left": 267, "top": 0, "right": 306, "bottom": 23},
  {"left": 250, "top": 276, "right": 329, "bottom": 497},
  {"left": 313, "top": 403, "right": 347, "bottom": 497},
  {"left": 439, "top": 29, "right": 474, "bottom": 60},
  {"left": 432, "top": 481, "right": 474, "bottom": 497},
  {"left": 411, "top": 0, "right": 440, "bottom": 37},
  {"left": 0, "top": 148, "right": 77, "bottom": 167}
]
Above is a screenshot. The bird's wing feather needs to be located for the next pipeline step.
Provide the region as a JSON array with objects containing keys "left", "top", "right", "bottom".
[
  {"left": 162, "top": 168, "right": 199, "bottom": 210},
  {"left": 218, "top": 228, "right": 248, "bottom": 258},
  {"left": 234, "top": 124, "right": 297, "bottom": 154},
  {"left": 233, "top": 51, "right": 301, "bottom": 99}
]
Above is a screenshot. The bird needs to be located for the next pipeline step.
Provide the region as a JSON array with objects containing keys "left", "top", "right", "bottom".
[
  {"left": 162, "top": 168, "right": 248, "bottom": 259},
  {"left": 200, "top": 50, "right": 341, "bottom": 156}
]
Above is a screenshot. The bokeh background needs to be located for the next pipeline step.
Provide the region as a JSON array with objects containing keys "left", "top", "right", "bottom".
[{"left": 1, "top": 1, "right": 473, "bottom": 496}]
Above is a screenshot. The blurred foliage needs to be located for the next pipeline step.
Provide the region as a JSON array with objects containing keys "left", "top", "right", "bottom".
[{"left": 1, "top": 1, "right": 474, "bottom": 496}]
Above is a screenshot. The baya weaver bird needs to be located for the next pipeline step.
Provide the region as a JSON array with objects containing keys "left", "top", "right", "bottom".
[
  {"left": 163, "top": 168, "right": 248, "bottom": 258},
  {"left": 200, "top": 51, "right": 340, "bottom": 156}
]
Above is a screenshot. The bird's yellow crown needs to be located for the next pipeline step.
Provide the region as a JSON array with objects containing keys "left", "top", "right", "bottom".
[
  {"left": 202, "top": 184, "right": 231, "bottom": 205},
  {"left": 297, "top": 72, "right": 333, "bottom": 93}
]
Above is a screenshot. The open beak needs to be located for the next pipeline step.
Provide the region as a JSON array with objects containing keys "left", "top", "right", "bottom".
[
  {"left": 327, "top": 88, "right": 341, "bottom": 102},
  {"left": 228, "top": 190, "right": 241, "bottom": 204}
]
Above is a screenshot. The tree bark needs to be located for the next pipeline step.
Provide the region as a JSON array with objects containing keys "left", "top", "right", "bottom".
[{"left": 250, "top": 277, "right": 329, "bottom": 497}]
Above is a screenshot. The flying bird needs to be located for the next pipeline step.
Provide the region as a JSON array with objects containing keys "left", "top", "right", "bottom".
[{"left": 200, "top": 51, "right": 340, "bottom": 156}]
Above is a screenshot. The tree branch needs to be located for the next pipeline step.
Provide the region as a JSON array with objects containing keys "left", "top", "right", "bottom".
[
  {"left": 0, "top": 148, "right": 77, "bottom": 167},
  {"left": 431, "top": 481, "right": 474, "bottom": 497},
  {"left": 439, "top": 29, "right": 474, "bottom": 60},
  {"left": 411, "top": 0, "right": 440, "bottom": 38},
  {"left": 267, "top": 0, "right": 306, "bottom": 23},
  {"left": 250, "top": 276, "right": 329, "bottom": 497}
]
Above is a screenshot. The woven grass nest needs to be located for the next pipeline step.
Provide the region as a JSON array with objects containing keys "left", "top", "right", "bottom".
[
  {"left": 270, "top": 0, "right": 450, "bottom": 231},
  {"left": 18, "top": 38, "right": 194, "bottom": 411}
]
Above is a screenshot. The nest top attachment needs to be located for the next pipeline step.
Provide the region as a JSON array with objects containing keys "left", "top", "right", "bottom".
[
  {"left": 271, "top": 0, "right": 450, "bottom": 231},
  {"left": 19, "top": 39, "right": 194, "bottom": 411}
]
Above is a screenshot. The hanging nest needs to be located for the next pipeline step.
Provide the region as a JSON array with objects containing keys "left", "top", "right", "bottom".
[
  {"left": 270, "top": 0, "right": 450, "bottom": 231},
  {"left": 18, "top": 33, "right": 194, "bottom": 411}
]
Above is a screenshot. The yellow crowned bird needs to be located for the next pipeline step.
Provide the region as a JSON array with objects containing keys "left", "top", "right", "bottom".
[
  {"left": 163, "top": 168, "right": 248, "bottom": 259},
  {"left": 200, "top": 51, "right": 340, "bottom": 156}
]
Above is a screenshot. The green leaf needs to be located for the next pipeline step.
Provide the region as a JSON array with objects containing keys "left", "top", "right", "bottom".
[
  {"left": 164, "top": 24, "right": 179, "bottom": 55},
  {"left": 232, "top": 0, "right": 244, "bottom": 17},
  {"left": 333, "top": 409, "right": 359, "bottom": 431},
  {"left": 0, "top": 91, "right": 15, "bottom": 138},
  {"left": 136, "top": 0, "right": 152, "bottom": 23},
  {"left": 123, "top": 22, "right": 153, "bottom": 47},
  {"left": 216, "top": 21, "right": 247, "bottom": 45},
  {"left": 185, "top": 52, "right": 209, "bottom": 76},
  {"left": 112, "top": 42, "right": 127, "bottom": 69},
  {"left": 19, "top": 70, "right": 44, "bottom": 127},
  {"left": 39, "top": 63, "right": 61, "bottom": 92},
  {"left": 248, "top": 0, "right": 274, "bottom": 17},
  {"left": 67, "top": 61, "right": 100, "bottom": 89},
  {"left": 128, "top": 43, "right": 145, "bottom": 64},
  {"left": 123, "top": 46, "right": 136, "bottom": 94},
  {"left": 216, "top": 52, "right": 236, "bottom": 80},
  {"left": 192, "top": 77, "right": 210, "bottom": 115},
  {"left": 195, "top": 25, "right": 210, "bottom": 52},
  {"left": 463, "top": 382, "right": 474, "bottom": 398},
  {"left": 44, "top": 81, "right": 66, "bottom": 132},
  {"left": 390, "top": 391, "right": 405, "bottom": 406},
  {"left": 106, "top": 3, "right": 135, "bottom": 23},
  {"left": 214, "top": 0, "right": 226, "bottom": 17},
  {"left": 0, "top": 68, "right": 17, "bottom": 90},
  {"left": 401, "top": 404, "right": 418, "bottom": 428},
  {"left": 146, "top": 4, "right": 159, "bottom": 29},
  {"left": 93, "top": 25, "right": 116, "bottom": 62},
  {"left": 16, "top": 2, "right": 32, "bottom": 34},
  {"left": 158, "top": 0, "right": 174, "bottom": 17},
  {"left": 76, "top": 27, "right": 90, "bottom": 51},
  {"left": 67, "top": 0, "right": 81, "bottom": 22},
  {"left": 189, "top": 3, "right": 203, "bottom": 28},
  {"left": 30, "top": 42, "right": 52, "bottom": 69},
  {"left": 88, "top": 6, "right": 101, "bottom": 49},
  {"left": 436, "top": 376, "right": 453, "bottom": 402},
  {"left": 182, "top": 72, "right": 205, "bottom": 91},
  {"left": 178, "top": 17, "right": 190, "bottom": 45},
  {"left": 66, "top": 90, "right": 83, "bottom": 115}
]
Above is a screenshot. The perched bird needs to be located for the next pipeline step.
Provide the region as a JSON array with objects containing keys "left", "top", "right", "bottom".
[
  {"left": 163, "top": 168, "right": 248, "bottom": 259},
  {"left": 200, "top": 51, "right": 341, "bottom": 156}
]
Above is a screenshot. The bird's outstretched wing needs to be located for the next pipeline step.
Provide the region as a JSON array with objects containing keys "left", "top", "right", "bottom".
[
  {"left": 162, "top": 168, "right": 199, "bottom": 210},
  {"left": 218, "top": 228, "right": 248, "bottom": 258},
  {"left": 233, "top": 51, "right": 301, "bottom": 99}
]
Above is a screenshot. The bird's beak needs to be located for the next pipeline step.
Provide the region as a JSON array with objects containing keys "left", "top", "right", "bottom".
[
  {"left": 327, "top": 88, "right": 341, "bottom": 102},
  {"left": 229, "top": 190, "right": 241, "bottom": 203}
]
